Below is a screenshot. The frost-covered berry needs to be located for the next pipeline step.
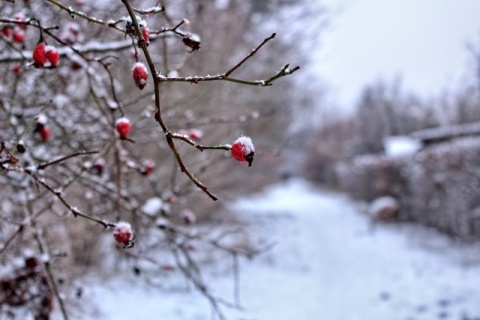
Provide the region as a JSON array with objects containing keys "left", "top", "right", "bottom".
[
  {"left": 180, "top": 209, "right": 196, "bottom": 225},
  {"left": 142, "top": 27, "right": 150, "bottom": 44},
  {"left": 45, "top": 46, "right": 60, "bottom": 67},
  {"left": 12, "top": 28, "right": 25, "bottom": 43},
  {"left": 140, "top": 159, "right": 155, "bottom": 176},
  {"left": 16, "top": 141, "right": 26, "bottom": 153},
  {"left": 113, "top": 221, "right": 134, "bottom": 248},
  {"left": 124, "top": 15, "right": 146, "bottom": 35},
  {"left": 91, "top": 158, "right": 105, "bottom": 175},
  {"left": 33, "top": 42, "right": 47, "bottom": 67},
  {"left": 182, "top": 33, "right": 201, "bottom": 52},
  {"left": 231, "top": 136, "right": 255, "bottom": 166},
  {"left": 132, "top": 62, "right": 148, "bottom": 90},
  {"left": 115, "top": 117, "right": 131, "bottom": 139},
  {"left": 188, "top": 128, "right": 202, "bottom": 141}
]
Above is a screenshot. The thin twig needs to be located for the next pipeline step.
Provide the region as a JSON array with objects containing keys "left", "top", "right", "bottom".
[
  {"left": 45, "top": 0, "right": 121, "bottom": 30},
  {"left": 23, "top": 168, "right": 116, "bottom": 228},
  {"left": 133, "top": 5, "right": 166, "bottom": 15},
  {"left": 225, "top": 33, "right": 276, "bottom": 77},
  {"left": 37, "top": 150, "right": 98, "bottom": 170},
  {"left": 170, "top": 132, "right": 231, "bottom": 152},
  {"left": 27, "top": 203, "right": 70, "bottom": 320}
]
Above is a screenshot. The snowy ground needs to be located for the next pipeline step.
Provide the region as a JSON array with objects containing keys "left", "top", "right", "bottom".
[{"left": 87, "top": 179, "right": 480, "bottom": 320}]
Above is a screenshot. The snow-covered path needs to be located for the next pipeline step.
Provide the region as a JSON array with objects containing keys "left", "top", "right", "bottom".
[{"left": 92, "top": 179, "right": 480, "bottom": 320}]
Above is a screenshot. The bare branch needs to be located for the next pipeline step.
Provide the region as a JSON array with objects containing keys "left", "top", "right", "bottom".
[
  {"left": 225, "top": 33, "right": 276, "bottom": 77},
  {"left": 23, "top": 168, "right": 116, "bottom": 229},
  {"left": 37, "top": 150, "right": 98, "bottom": 170}
]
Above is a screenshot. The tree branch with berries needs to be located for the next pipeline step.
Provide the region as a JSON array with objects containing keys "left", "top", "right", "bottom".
[{"left": 0, "top": 0, "right": 302, "bottom": 319}]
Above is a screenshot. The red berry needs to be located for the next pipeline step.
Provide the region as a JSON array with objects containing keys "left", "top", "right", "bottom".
[
  {"left": 142, "top": 27, "right": 150, "bottom": 44},
  {"left": 140, "top": 159, "right": 155, "bottom": 176},
  {"left": 2, "top": 26, "right": 12, "bottom": 37},
  {"left": 91, "top": 158, "right": 105, "bottom": 175},
  {"left": 14, "top": 14, "right": 27, "bottom": 30},
  {"left": 113, "top": 221, "right": 134, "bottom": 248},
  {"left": 40, "top": 126, "right": 51, "bottom": 142},
  {"left": 12, "top": 28, "right": 25, "bottom": 43},
  {"left": 115, "top": 117, "right": 131, "bottom": 139},
  {"left": 12, "top": 63, "right": 22, "bottom": 74},
  {"left": 231, "top": 136, "right": 255, "bottom": 166},
  {"left": 45, "top": 46, "right": 60, "bottom": 67},
  {"left": 132, "top": 62, "right": 148, "bottom": 90},
  {"left": 188, "top": 128, "right": 202, "bottom": 141},
  {"left": 33, "top": 43, "right": 47, "bottom": 67}
]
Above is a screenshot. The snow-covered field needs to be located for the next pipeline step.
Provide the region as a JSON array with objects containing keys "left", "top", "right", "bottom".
[{"left": 88, "top": 179, "right": 480, "bottom": 320}]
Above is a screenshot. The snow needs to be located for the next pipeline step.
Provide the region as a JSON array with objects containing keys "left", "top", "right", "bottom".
[
  {"left": 233, "top": 136, "right": 255, "bottom": 154},
  {"left": 141, "top": 197, "right": 164, "bottom": 216},
  {"left": 368, "top": 196, "right": 399, "bottom": 218},
  {"left": 384, "top": 136, "right": 423, "bottom": 157},
  {"left": 85, "top": 179, "right": 480, "bottom": 320}
]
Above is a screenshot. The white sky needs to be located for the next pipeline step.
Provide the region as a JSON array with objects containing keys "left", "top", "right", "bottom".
[{"left": 316, "top": 0, "right": 480, "bottom": 109}]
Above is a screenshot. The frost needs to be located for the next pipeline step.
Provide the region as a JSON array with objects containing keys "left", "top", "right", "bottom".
[
  {"left": 124, "top": 15, "right": 146, "bottom": 30},
  {"left": 126, "top": 160, "right": 136, "bottom": 168},
  {"left": 9, "top": 115, "right": 18, "bottom": 126},
  {"left": 23, "top": 248, "right": 36, "bottom": 258},
  {"left": 54, "top": 94, "right": 70, "bottom": 109},
  {"left": 37, "top": 114, "right": 48, "bottom": 125},
  {"left": 188, "top": 33, "right": 201, "bottom": 42},
  {"left": 132, "top": 62, "right": 147, "bottom": 72},
  {"left": 44, "top": 45, "right": 55, "bottom": 53},
  {"left": 143, "top": 6, "right": 164, "bottom": 13},
  {"left": 155, "top": 217, "right": 171, "bottom": 228},
  {"left": 115, "top": 117, "right": 130, "bottom": 126},
  {"left": 12, "top": 257, "right": 24, "bottom": 269},
  {"left": 40, "top": 253, "right": 50, "bottom": 263},
  {"left": 142, "top": 197, "right": 164, "bottom": 216},
  {"left": 167, "top": 70, "right": 178, "bottom": 77},
  {"left": 234, "top": 136, "right": 255, "bottom": 154}
]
